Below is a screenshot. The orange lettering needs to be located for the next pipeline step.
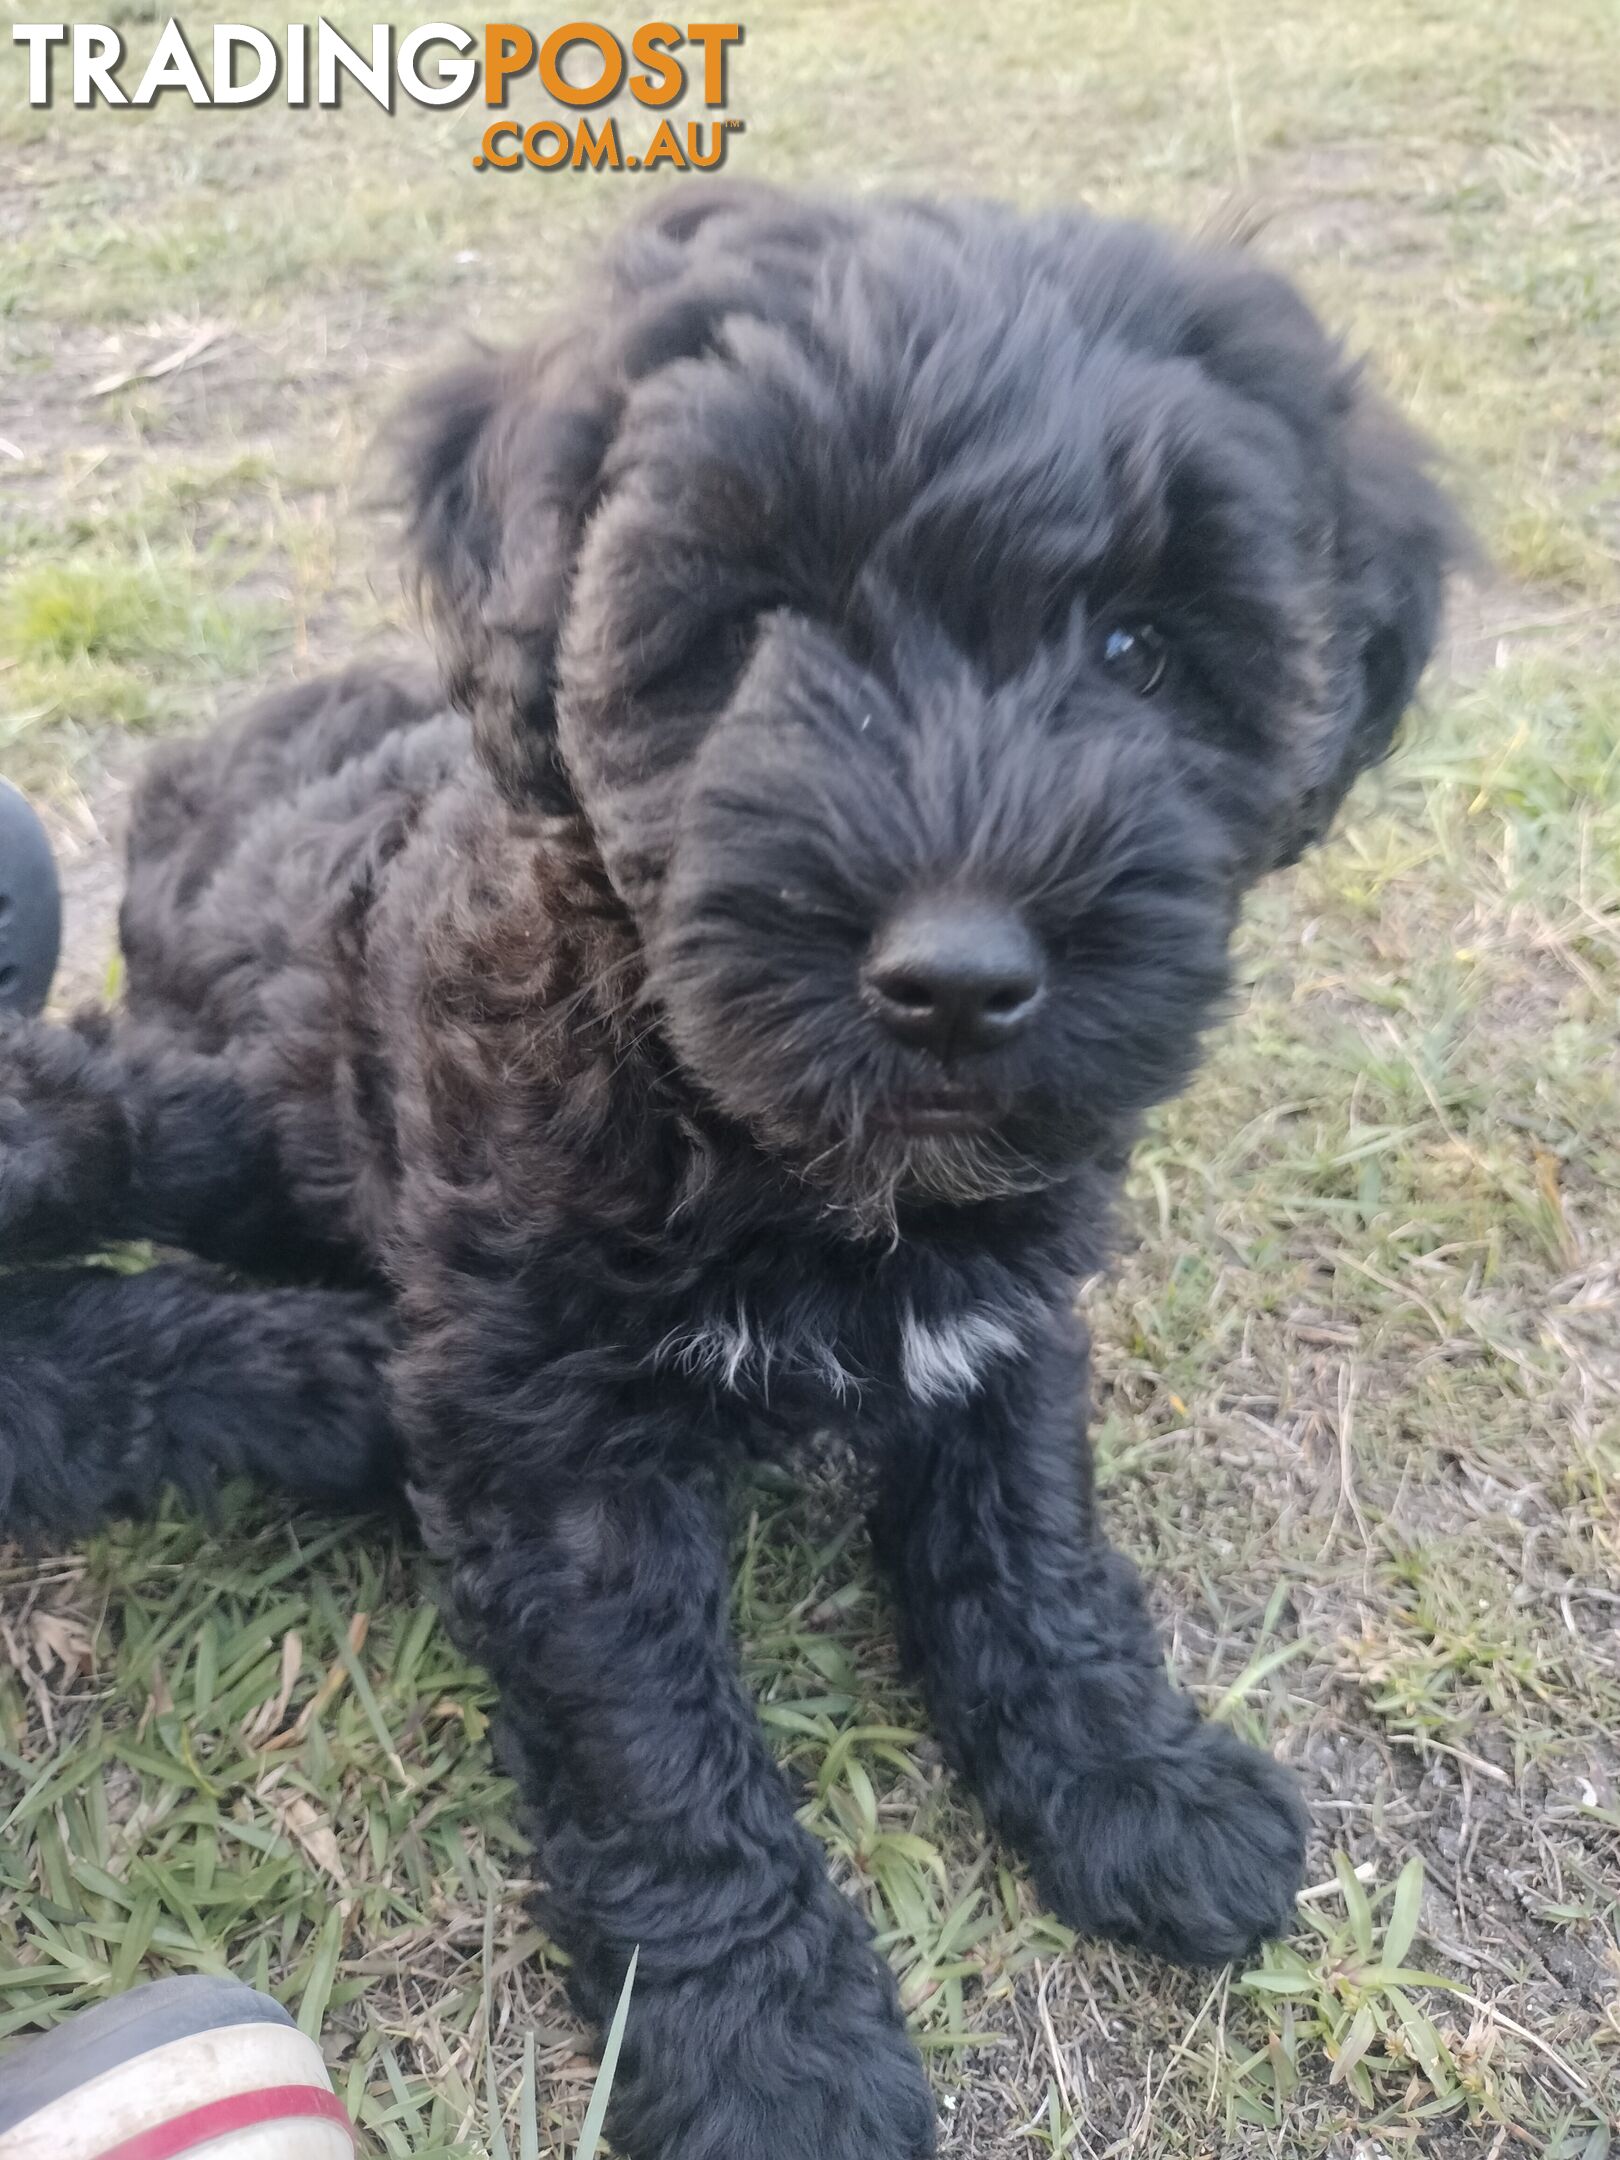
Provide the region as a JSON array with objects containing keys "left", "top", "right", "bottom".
[
  {"left": 482, "top": 23, "right": 534, "bottom": 105},
  {"left": 524, "top": 118, "right": 572, "bottom": 165},
  {"left": 538, "top": 22, "right": 623, "bottom": 107},
  {"left": 642, "top": 115, "right": 687, "bottom": 167},
  {"left": 630, "top": 20, "right": 683, "bottom": 106},
  {"left": 481, "top": 118, "right": 521, "bottom": 164},
  {"left": 685, "top": 22, "right": 741, "bottom": 103},
  {"left": 573, "top": 117, "right": 621, "bottom": 166},
  {"left": 685, "top": 119, "right": 728, "bottom": 168}
]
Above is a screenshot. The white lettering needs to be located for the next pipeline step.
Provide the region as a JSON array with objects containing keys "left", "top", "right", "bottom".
[
  {"left": 397, "top": 22, "right": 475, "bottom": 105},
  {"left": 316, "top": 18, "right": 390, "bottom": 108},
  {"left": 12, "top": 23, "right": 67, "bottom": 105},
  {"left": 133, "top": 18, "right": 209, "bottom": 104},
  {"left": 212, "top": 24, "right": 276, "bottom": 103},
  {"left": 74, "top": 23, "right": 127, "bottom": 105}
]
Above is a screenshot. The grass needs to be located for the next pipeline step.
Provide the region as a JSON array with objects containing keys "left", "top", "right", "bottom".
[
  {"left": 3, "top": 1, "right": 1618, "bottom": 2153},
  {"left": 0, "top": 555, "right": 279, "bottom": 769}
]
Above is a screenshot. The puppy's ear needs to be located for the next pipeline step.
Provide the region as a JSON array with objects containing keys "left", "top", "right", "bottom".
[
  {"left": 1159, "top": 243, "right": 1465, "bottom": 867},
  {"left": 1276, "top": 386, "right": 1464, "bottom": 866},
  {"left": 394, "top": 340, "right": 614, "bottom": 811},
  {"left": 393, "top": 210, "right": 798, "bottom": 811}
]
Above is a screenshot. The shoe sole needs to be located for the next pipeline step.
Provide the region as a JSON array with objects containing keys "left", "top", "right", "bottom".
[{"left": 0, "top": 1975, "right": 353, "bottom": 2159}]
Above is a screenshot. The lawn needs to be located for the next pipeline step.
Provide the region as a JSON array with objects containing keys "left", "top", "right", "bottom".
[{"left": 2, "top": 2, "right": 1617, "bottom": 2153}]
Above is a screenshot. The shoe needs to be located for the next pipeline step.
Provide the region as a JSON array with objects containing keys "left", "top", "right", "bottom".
[
  {"left": 0, "top": 1974, "right": 355, "bottom": 2158},
  {"left": 0, "top": 780, "right": 61, "bottom": 1017}
]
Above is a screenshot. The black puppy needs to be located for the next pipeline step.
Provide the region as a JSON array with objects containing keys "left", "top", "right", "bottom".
[{"left": 0, "top": 189, "right": 1457, "bottom": 2159}]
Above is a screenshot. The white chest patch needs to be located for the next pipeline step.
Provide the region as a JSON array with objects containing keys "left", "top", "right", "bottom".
[
  {"left": 655, "top": 1295, "right": 1028, "bottom": 1407},
  {"left": 653, "top": 1306, "right": 860, "bottom": 1401},
  {"left": 899, "top": 1304, "right": 1024, "bottom": 1405}
]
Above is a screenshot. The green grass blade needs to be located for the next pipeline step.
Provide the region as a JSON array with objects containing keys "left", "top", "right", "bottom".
[
  {"left": 1210, "top": 1638, "right": 1313, "bottom": 1723},
  {"left": 1382, "top": 1854, "right": 1425, "bottom": 1968},
  {"left": 575, "top": 1949, "right": 637, "bottom": 2160},
  {"left": 1335, "top": 1852, "right": 1375, "bottom": 1961},
  {"left": 518, "top": 2031, "right": 539, "bottom": 2160}
]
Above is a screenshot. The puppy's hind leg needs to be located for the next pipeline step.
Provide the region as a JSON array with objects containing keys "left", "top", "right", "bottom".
[
  {"left": 0, "top": 1265, "right": 400, "bottom": 1540},
  {"left": 0, "top": 1014, "right": 342, "bottom": 1274}
]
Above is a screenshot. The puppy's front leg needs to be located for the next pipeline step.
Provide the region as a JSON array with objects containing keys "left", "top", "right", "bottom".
[
  {"left": 869, "top": 1311, "right": 1305, "bottom": 1967},
  {"left": 407, "top": 1354, "right": 935, "bottom": 2160}
]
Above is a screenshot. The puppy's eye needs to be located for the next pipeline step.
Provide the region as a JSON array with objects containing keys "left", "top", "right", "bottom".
[{"left": 1098, "top": 622, "right": 1169, "bottom": 697}]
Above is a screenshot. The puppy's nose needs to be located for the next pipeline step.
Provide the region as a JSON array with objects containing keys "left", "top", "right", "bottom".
[{"left": 864, "top": 898, "right": 1046, "bottom": 1059}]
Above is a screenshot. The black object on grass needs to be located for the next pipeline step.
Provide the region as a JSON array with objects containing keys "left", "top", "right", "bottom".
[{"left": 0, "top": 779, "right": 61, "bottom": 1016}]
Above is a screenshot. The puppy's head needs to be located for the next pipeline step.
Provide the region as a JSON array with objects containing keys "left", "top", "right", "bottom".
[{"left": 400, "top": 188, "right": 1460, "bottom": 1224}]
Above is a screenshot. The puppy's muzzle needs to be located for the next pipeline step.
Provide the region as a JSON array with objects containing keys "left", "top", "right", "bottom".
[{"left": 862, "top": 895, "right": 1046, "bottom": 1063}]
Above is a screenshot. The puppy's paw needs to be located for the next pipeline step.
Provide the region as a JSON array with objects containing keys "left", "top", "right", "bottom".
[
  {"left": 604, "top": 1936, "right": 936, "bottom": 2160},
  {"left": 1032, "top": 1721, "right": 1307, "bottom": 1968}
]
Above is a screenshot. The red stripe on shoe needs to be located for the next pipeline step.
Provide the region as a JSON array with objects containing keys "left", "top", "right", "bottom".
[{"left": 97, "top": 2085, "right": 355, "bottom": 2160}]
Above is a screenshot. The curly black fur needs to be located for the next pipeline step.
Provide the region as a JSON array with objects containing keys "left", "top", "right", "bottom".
[{"left": 0, "top": 188, "right": 1459, "bottom": 2158}]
